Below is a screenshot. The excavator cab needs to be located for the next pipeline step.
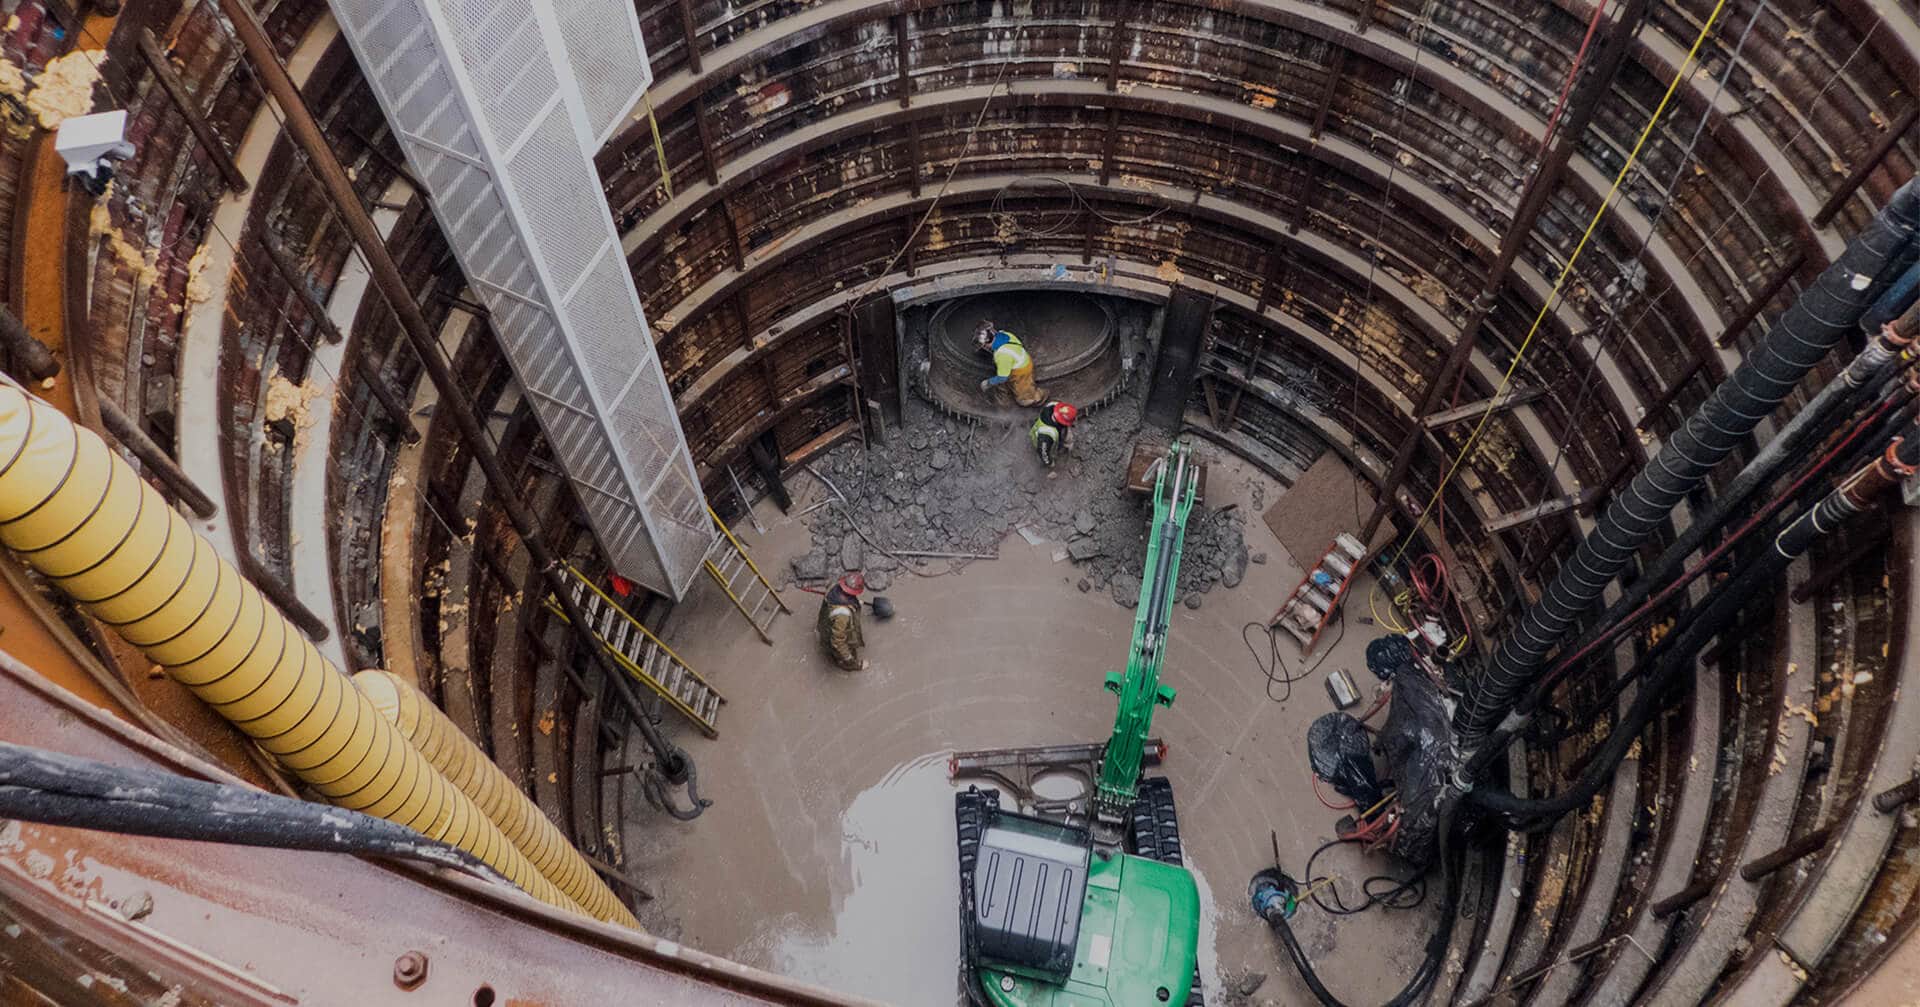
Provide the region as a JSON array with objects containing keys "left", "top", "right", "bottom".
[{"left": 960, "top": 792, "right": 1200, "bottom": 1006}]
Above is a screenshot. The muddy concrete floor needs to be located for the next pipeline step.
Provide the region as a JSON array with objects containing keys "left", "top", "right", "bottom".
[{"left": 621, "top": 422, "right": 1442, "bottom": 1006}]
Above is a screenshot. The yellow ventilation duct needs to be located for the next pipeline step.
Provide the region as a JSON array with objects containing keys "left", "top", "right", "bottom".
[
  {"left": 0, "top": 384, "right": 585, "bottom": 918},
  {"left": 355, "top": 669, "right": 640, "bottom": 927}
]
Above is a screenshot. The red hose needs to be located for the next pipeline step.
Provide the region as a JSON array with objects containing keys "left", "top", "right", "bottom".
[
  {"left": 1313, "top": 775, "right": 1356, "bottom": 811},
  {"left": 1540, "top": 0, "right": 1611, "bottom": 152}
]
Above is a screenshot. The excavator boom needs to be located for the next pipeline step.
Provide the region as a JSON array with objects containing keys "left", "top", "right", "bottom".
[{"left": 1094, "top": 441, "right": 1199, "bottom": 823}]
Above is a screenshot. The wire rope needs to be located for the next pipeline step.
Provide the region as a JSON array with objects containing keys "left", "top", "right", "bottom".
[{"left": 1381, "top": 0, "right": 1733, "bottom": 575}]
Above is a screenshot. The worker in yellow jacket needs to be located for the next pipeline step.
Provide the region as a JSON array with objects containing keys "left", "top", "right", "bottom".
[
  {"left": 975, "top": 320, "right": 1045, "bottom": 406},
  {"left": 817, "top": 573, "right": 868, "bottom": 671}
]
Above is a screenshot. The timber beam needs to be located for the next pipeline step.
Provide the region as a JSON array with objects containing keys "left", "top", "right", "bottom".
[{"left": 1423, "top": 385, "right": 1546, "bottom": 429}]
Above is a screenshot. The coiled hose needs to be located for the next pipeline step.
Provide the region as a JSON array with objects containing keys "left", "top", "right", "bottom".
[
  {"left": 355, "top": 670, "right": 638, "bottom": 926},
  {"left": 0, "top": 385, "right": 581, "bottom": 917}
]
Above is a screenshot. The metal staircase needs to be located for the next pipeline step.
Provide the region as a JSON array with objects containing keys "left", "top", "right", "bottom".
[
  {"left": 545, "top": 568, "right": 726, "bottom": 737},
  {"left": 702, "top": 507, "right": 790, "bottom": 645}
]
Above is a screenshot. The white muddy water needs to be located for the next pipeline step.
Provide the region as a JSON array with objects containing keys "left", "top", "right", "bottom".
[{"left": 751, "top": 754, "right": 1224, "bottom": 1006}]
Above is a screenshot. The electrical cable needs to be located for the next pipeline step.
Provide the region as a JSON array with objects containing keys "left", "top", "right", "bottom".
[
  {"left": 1312, "top": 775, "right": 1356, "bottom": 811},
  {"left": 1436, "top": 0, "right": 1609, "bottom": 417},
  {"left": 1344, "top": 0, "right": 1441, "bottom": 530},
  {"left": 1255, "top": 809, "right": 1460, "bottom": 1007},
  {"left": 1536, "top": 388, "right": 1903, "bottom": 687},
  {"left": 849, "top": 24, "right": 1025, "bottom": 304},
  {"left": 985, "top": 175, "right": 1174, "bottom": 241},
  {"left": 1301, "top": 838, "right": 1426, "bottom": 916},
  {"left": 1244, "top": 609, "right": 1345, "bottom": 703},
  {"left": 1472, "top": 418, "right": 1920, "bottom": 827},
  {"left": 1382, "top": 0, "right": 1732, "bottom": 574},
  {"left": 0, "top": 740, "right": 506, "bottom": 884},
  {"left": 1535, "top": 0, "right": 1611, "bottom": 163}
]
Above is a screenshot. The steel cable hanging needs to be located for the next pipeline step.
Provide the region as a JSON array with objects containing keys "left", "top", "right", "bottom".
[
  {"left": 1342, "top": 0, "right": 1441, "bottom": 528},
  {"left": 1379, "top": 0, "right": 1733, "bottom": 581},
  {"left": 1511, "top": 0, "right": 1770, "bottom": 575},
  {"left": 1510, "top": 6, "right": 1887, "bottom": 575},
  {"left": 1457, "top": 171, "right": 1920, "bottom": 743},
  {"left": 1366, "top": 0, "right": 1611, "bottom": 634}
]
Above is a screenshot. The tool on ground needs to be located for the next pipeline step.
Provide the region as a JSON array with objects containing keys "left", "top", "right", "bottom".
[
  {"left": 1272, "top": 533, "right": 1367, "bottom": 654},
  {"left": 1324, "top": 667, "right": 1361, "bottom": 710},
  {"left": 948, "top": 441, "right": 1204, "bottom": 1006}
]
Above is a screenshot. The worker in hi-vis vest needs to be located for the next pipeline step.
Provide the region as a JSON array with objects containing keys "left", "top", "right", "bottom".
[
  {"left": 1029, "top": 400, "right": 1079, "bottom": 470},
  {"left": 975, "top": 320, "right": 1045, "bottom": 406}
]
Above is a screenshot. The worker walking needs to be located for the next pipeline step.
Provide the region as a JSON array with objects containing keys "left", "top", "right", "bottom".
[
  {"left": 817, "top": 573, "right": 869, "bottom": 671},
  {"left": 1030, "top": 400, "right": 1078, "bottom": 469},
  {"left": 975, "top": 320, "right": 1045, "bottom": 406}
]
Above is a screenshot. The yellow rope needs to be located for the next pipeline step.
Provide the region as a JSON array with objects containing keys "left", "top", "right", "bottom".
[
  {"left": 1383, "top": 1, "right": 1730, "bottom": 572},
  {"left": 645, "top": 92, "right": 673, "bottom": 199}
]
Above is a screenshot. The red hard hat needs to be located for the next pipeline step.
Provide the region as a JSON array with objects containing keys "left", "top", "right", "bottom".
[
  {"left": 1052, "top": 402, "right": 1079, "bottom": 426},
  {"left": 839, "top": 572, "right": 866, "bottom": 595}
]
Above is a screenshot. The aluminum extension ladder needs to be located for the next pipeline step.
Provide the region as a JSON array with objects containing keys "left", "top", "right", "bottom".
[
  {"left": 546, "top": 567, "right": 726, "bottom": 737},
  {"left": 702, "top": 506, "right": 790, "bottom": 645},
  {"left": 1272, "top": 532, "right": 1369, "bottom": 656}
]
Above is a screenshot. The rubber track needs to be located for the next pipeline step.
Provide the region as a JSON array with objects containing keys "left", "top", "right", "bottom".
[
  {"left": 956, "top": 786, "right": 998, "bottom": 1007},
  {"left": 1131, "top": 777, "right": 1205, "bottom": 1007}
]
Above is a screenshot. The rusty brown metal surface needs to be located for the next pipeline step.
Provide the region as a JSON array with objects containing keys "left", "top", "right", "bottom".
[{"left": 0, "top": 647, "right": 878, "bottom": 1007}]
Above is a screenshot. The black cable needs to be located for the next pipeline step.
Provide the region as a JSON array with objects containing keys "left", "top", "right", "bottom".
[
  {"left": 0, "top": 742, "right": 505, "bottom": 884},
  {"left": 1244, "top": 610, "right": 1345, "bottom": 703},
  {"left": 1255, "top": 809, "right": 1460, "bottom": 1007},
  {"left": 1303, "top": 837, "right": 1426, "bottom": 916}
]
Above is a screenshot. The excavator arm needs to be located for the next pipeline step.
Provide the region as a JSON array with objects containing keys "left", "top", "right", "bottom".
[{"left": 1093, "top": 441, "right": 1199, "bottom": 824}]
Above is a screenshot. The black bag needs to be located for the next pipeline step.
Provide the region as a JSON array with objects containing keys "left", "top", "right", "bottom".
[{"left": 1307, "top": 712, "right": 1383, "bottom": 808}]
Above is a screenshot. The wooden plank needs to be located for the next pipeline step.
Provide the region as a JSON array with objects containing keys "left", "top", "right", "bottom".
[
  {"left": 1484, "top": 488, "right": 1599, "bottom": 533},
  {"left": 1422, "top": 385, "right": 1546, "bottom": 429}
]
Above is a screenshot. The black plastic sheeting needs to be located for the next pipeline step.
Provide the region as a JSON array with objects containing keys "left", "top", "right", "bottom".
[
  {"left": 1366, "top": 636, "right": 1416, "bottom": 681},
  {"left": 1380, "top": 658, "right": 1459, "bottom": 866},
  {"left": 1308, "top": 712, "right": 1383, "bottom": 808}
]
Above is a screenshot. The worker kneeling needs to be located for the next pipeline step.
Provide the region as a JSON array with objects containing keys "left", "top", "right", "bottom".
[
  {"left": 1030, "top": 400, "right": 1078, "bottom": 469},
  {"left": 818, "top": 573, "right": 869, "bottom": 671},
  {"left": 975, "top": 320, "right": 1045, "bottom": 406}
]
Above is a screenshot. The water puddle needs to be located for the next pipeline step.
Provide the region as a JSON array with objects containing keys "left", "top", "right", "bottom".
[
  {"left": 760, "top": 754, "right": 963, "bottom": 1005},
  {"left": 755, "top": 754, "right": 1224, "bottom": 1005}
]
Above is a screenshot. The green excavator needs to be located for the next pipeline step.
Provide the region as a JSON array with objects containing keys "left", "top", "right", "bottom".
[{"left": 952, "top": 441, "right": 1205, "bottom": 1007}]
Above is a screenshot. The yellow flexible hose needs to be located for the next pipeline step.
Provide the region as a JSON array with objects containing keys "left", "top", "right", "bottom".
[
  {"left": 0, "top": 385, "right": 581, "bottom": 916},
  {"left": 355, "top": 669, "right": 639, "bottom": 927}
]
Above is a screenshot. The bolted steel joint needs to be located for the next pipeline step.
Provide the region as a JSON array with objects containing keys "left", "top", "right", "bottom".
[{"left": 393, "top": 951, "right": 430, "bottom": 990}]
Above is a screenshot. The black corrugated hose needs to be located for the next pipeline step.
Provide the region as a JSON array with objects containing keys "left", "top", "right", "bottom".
[
  {"left": 1458, "top": 178, "right": 1920, "bottom": 743},
  {"left": 1555, "top": 319, "right": 1914, "bottom": 673},
  {"left": 1469, "top": 419, "right": 1920, "bottom": 828}
]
